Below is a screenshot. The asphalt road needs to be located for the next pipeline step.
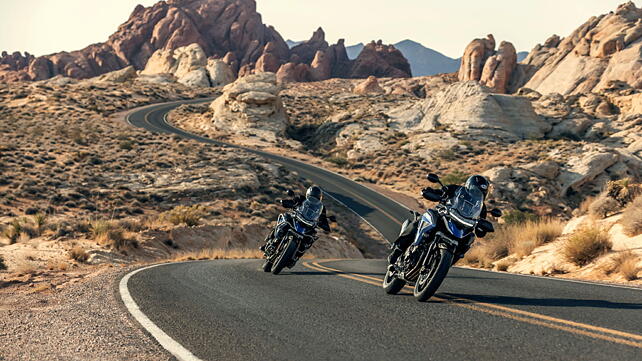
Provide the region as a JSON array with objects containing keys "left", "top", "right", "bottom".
[{"left": 124, "top": 99, "right": 642, "bottom": 360}]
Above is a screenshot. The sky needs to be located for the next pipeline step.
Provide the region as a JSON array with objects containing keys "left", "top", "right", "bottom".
[{"left": 0, "top": 0, "right": 634, "bottom": 59}]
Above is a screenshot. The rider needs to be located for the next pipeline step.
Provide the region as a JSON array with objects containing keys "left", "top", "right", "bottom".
[
  {"left": 260, "top": 185, "right": 332, "bottom": 252},
  {"left": 387, "top": 175, "right": 490, "bottom": 264}
]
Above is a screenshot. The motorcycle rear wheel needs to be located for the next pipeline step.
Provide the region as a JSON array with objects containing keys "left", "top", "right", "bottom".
[
  {"left": 413, "top": 248, "right": 453, "bottom": 302},
  {"left": 271, "top": 237, "right": 298, "bottom": 275},
  {"left": 383, "top": 268, "right": 406, "bottom": 294}
]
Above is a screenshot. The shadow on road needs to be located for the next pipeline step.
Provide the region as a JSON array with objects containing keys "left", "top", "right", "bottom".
[{"left": 441, "top": 293, "right": 642, "bottom": 310}]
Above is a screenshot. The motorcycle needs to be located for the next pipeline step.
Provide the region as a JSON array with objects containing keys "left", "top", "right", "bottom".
[
  {"left": 383, "top": 173, "right": 502, "bottom": 302},
  {"left": 262, "top": 190, "right": 333, "bottom": 275}
]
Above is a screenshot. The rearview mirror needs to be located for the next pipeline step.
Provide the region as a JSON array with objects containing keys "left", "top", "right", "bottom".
[
  {"left": 427, "top": 173, "right": 441, "bottom": 184},
  {"left": 490, "top": 208, "right": 502, "bottom": 218},
  {"left": 286, "top": 189, "right": 295, "bottom": 197}
]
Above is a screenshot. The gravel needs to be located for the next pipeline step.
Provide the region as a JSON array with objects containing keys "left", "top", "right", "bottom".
[{"left": 0, "top": 267, "right": 171, "bottom": 361}]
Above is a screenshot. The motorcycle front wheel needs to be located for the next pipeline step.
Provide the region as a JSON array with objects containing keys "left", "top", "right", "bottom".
[
  {"left": 382, "top": 267, "right": 406, "bottom": 294},
  {"left": 271, "top": 237, "right": 298, "bottom": 275},
  {"left": 413, "top": 248, "right": 453, "bottom": 302}
]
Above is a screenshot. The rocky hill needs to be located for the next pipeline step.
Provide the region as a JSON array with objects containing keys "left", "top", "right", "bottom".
[
  {"left": 456, "top": 1, "right": 642, "bottom": 95},
  {"left": 0, "top": 0, "right": 410, "bottom": 83}
]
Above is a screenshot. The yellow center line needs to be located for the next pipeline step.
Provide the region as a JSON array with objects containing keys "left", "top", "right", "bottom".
[{"left": 302, "top": 261, "right": 642, "bottom": 349}]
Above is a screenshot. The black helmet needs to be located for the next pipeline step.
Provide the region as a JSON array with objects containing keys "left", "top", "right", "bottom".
[
  {"left": 465, "top": 175, "right": 489, "bottom": 197},
  {"left": 306, "top": 185, "right": 323, "bottom": 202}
]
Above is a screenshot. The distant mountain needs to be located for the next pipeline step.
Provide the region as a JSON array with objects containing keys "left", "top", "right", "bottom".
[
  {"left": 345, "top": 40, "right": 459, "bottom": 76},
  {"left": 346, "top": 43, "right": 364, "bottom": 60},
  {"left": 393, "top": 40, "right": 461, "bottom": 76},
  {"left": 517, "top": 51, "right": 529, "bottom": 63}
]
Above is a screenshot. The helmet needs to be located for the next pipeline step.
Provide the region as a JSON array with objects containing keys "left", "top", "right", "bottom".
[
  {"left": 465, "top": 175, "right": 489, "bottom": 197},
  {"left": 306, "top": 185, "right": 323, "bottom": 202}
]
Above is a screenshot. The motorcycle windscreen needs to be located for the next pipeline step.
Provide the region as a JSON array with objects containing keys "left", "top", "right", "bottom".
[
  {"left": 451, "top": 187, "right": 484, "bottom": 220},
  {"left": 297, "top": 199, "right": 323, "bottom": 222}
]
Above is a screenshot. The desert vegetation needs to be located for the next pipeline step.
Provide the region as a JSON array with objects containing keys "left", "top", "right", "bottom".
[
  {"left": 563, "top": 226, "right": 612, "bottom": 266},
  {"left": 620, "top": 196, "right": 642, "bottom": 236}
]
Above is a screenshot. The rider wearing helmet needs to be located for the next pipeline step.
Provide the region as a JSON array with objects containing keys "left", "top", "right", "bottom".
[
  {"left": 260, "top": 185, "right": 331, "bottom": 251},
  {"left": 387, "top": 175, "right": 490, "bottom": 265}
]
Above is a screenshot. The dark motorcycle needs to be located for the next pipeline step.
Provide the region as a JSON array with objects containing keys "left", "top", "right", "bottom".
[
  {"left": 262, "top": 191, "right": 329, "bottom": 275},
  {"left": 383, "top": 173, "right": 502, "bottom": 301}
]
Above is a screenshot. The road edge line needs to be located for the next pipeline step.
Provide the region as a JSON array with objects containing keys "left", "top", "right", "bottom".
[{"left": 119, "top": 263, "right": 203, "bottom": 361}]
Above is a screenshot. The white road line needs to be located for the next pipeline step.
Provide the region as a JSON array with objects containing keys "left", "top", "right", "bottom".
[{"left": 119, "top": 263, "right": 203, "bottom": 361}]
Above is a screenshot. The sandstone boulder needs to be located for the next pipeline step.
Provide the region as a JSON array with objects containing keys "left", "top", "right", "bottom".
[
  {"left": 353, "top": 76, "right": 384, "bottom": 94},
  {"left": 206, "top": 59, "right": 235, "bottom": 86},
  {"left": 276, "top": 62, "right": 309, "bottom": 83},
  {"left": 210, "top": 72, "right": 287, "bottom": 134},
  {"left": 178, "top": 68, "right": 211, "bottom": 87},
  {"left": 388, "top": 81, "right": 550, "bottom": 141},
  {"left": 457, "top": 34, "right": 517, "bottom": 94},
  {"left": 94, "top": 66, "right": 137, "bottom": 83}
]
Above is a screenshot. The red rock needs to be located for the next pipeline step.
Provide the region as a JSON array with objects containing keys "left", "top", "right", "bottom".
[
  {"left": 480, "top": 41, "right": 517, "bottom": 93},
  {"left": 255, "top": 42, "right": 282, "bottom": 73},
  {"left": 458, "top": 34, "right": 496, "bottom": 82},
  {"left": 290, "top": 27, "right": 329, "bottom": 64},
  {"left": 276, "top": 62, "right": 310, "bottom": 83},
  {"left": 309, "top": 50, "right": 332, "bottom": 81},
  {"left": 349, "top": 40, "right": 412, "bottom": 78}
]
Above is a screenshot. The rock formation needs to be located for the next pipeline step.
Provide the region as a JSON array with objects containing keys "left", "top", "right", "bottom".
[
  {"left": 510, "top": 2, "right": 642, "bottom": 94},
  {"left": 0, "top": 0, "right": 410, "bottom": 83},
  {"left": 388, "top": 81, "right": 550, "bottom": 141},
  {"left": 140, "top": 43, "right": 235, "bottom": 87},
  {"left": 350, "top": 41, "right": 412, "bottom": 79},
  {"left": 457, "top": 35, "right": 517, "bottom": 93},
  {"left": 353, "top": 76, "right": 384, "bottom": 94},
  {"left": 210, "top": 72, "right": 287, "bottom": 134}
]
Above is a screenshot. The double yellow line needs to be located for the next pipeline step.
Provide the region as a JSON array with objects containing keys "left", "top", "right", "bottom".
[{"left": 303, "top": 261, "right": 642, "bottom": 349}]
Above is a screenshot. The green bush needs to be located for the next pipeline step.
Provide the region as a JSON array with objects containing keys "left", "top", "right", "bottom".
[
  {"left": 503, "top": 210, "right": 539, "bottom": 225},
  {"left": 163, "top": 205, "right": 207, "bottom": 227},
  {"left": 441, "top": 171, "right": 469, "bottom": 186},
  {"left": 563, "top": 227, "right": 612, "bottom": 266},
  {"left": 326, "top": 156, "right": 349, "bottom": 167}
]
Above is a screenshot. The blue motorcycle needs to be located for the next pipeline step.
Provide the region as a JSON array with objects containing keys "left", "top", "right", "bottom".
[
  {"left": 262, "top": 191, "right": 324, "bottom": 275},
  {"left": 383, "top": 173, "right": 501, "bottom": 301}
]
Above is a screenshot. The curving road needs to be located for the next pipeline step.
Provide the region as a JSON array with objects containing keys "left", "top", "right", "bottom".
[{"left": 123, "top": 99, "right": 642, "bottom": 361}]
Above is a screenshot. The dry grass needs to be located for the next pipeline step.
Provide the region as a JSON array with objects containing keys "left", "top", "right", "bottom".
[
  {"left": 620, "top": 196, "right": 642, "bottom": 237},
  {"left": 462, "top": 218, "right": 563, "bottom": 268},
  {"left": 90, "top": 220, "right": 138, "bottom": 250},
  {"left": 563, "top": 226, "right": 612, "bottom": 266},
  {"left": 604, "top": 251, "right": 641, "bottom": 281},
  {"left": 69, "top": 246, "right": 89, "bottom": 263},
  {"left": 162, "top": 205, "right": 207, "bottom": 227},
  {"left": 172, "top": 248, "right": 263, "bottom": 262},
  {"left": 2, "top": 219, "right": 23, "bottom": 244}
]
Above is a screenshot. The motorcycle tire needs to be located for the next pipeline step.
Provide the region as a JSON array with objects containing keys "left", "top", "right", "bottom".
[
  {"left": 262, "top": 260, "right": 273, "bottom": 273},
  {"left": 271, "top": 237, "right": 297, "bottom": 275},
  {"left": 382, "top": 268, "right": 406, "bottom": 294},
  {"left": 413, "top": 248, "right": 453, "bottom": 302}
]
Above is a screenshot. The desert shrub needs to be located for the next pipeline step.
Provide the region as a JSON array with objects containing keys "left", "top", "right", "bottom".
[
  {"left": 3, "top": 219, "right": 23, "bottom": 244},
  {"left": 326, "top": 156, "right": 348, "bottom": 167},
  {"left": 33, "top": 213, "right": 47, "bottom": 236},
  {"left": 577, "top": 196, "right": 596, "bottom": 216},
  {"left": 508, "top": 219, "right": 564, "bottom": 257},
  {"left": 0, "top": 254, "right": 6, "bottom": 270},
  {"left": 605, "top": 251, "right": 640, "bottom": 281},
  {"left": 435, "top": 148, "right": 457, "bottom": 161},
  {"left": 118, "top": 140, "right": 134, "bottom": 150},
  {"left": 588, "top": 196, "right": 621, "bottom": 219},
  {"left": 68, "top": 246, "right": 89, "bottom": 263},
  {"left": 605, "top": 178, "right": 640, "bottom": 206},
  {"left": 163, "top": 205, "right": 207, "bottom": 227},
  {"left": 620, "top": 196, "right": 642, "bottom": 236},
  {"left": 441, "top": 171, "right": 469, "bottom": 186},
  {"left": 90, "top": 220, "right": 112, "bottom": 241},
  {"left": 563, "top": 227, "right": 612, "bottom": 266},
  {"left": 503, "top": 209, "right": 539, "bottom": 225}
]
